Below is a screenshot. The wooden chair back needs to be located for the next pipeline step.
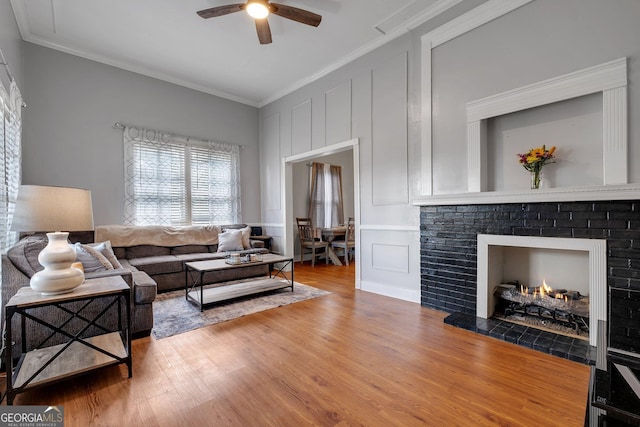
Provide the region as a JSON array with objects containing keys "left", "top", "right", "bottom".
[
  {"left": 296, "top": 217, "right": 316, "bottom": 243},
  {"left": 345, "top": 217, "right": 355, "bottom": 242}
]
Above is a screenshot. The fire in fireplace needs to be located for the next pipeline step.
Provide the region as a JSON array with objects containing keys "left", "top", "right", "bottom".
[{"left": 494, "top": 280, "right": 589, "bottom": 339}]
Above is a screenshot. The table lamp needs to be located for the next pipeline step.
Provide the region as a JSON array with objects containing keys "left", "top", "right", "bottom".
[{"left": 10, "top": 185, "right": 95, "bottom": 295}]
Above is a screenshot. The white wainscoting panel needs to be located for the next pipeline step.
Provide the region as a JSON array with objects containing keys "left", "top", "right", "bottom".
[
  {"left": 371, "top": 52, "right": 408, "bottom": 206},
  {"left": 372, "top": 243, "right": 410, "bottom": 274},
  {"left": 325, "top": 81, "right": 352, "bottom": 146},
  {"left": 291, "top": 99, "right": 312, "bottom": 155},
  {"left": 360, "top": 227, "right": 420, "bottom": 303},
  {"left": 262, "top": 113, "right": 281, "bottom": 212}
]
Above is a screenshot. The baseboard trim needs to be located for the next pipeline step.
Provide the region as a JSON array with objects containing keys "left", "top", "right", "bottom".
[{"left": 359, "top": 280, "right": 420, "bottom": 303}]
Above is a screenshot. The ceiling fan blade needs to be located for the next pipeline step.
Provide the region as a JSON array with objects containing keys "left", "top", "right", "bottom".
[
  {"left": 270, "top": 3, "right": 322, "bottom": 27},
  {"left": 255, "top": 19, "right": 272, "bottom": 44},
  {"left": 196, "top": 4, "right": 244, "bottom": 19}
]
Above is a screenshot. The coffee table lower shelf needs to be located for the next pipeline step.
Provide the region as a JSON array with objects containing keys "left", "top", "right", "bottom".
[{"left": 187, "top": 278, "right": 293, "bottom": 308}]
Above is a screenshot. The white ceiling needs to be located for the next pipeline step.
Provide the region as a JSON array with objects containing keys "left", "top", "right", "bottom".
[{"left": 10, "top": 0, "right": 463, "bottom": 107}]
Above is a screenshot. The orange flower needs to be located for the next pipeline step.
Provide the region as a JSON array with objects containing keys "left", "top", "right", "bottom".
[{"left": 517, "top": 145, "right": 556, "bottom": 172}]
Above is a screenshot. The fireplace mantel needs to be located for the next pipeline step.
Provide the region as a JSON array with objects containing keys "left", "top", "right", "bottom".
[{"left": 413, "top": 183, "right": 640, "bottom": 206}]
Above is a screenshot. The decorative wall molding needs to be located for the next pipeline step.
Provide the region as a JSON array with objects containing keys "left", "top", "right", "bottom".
[
  {"left": 372, "top": 243, "right": 410, "bottom": 274},
  {"left": 420, "top": 0, "right": 534, "bottom": 195},
  {"left": 466, "top": 57, "right": 628, "bottom": 191},
  {"left": 603, "top": 86, "right": 628, "bottom": 185},
  {"left": 466, "top": 58, "right": 627, "bottom": 122},
  {"left": 262, "top": 0, "right": 465, "bottom": 107}
]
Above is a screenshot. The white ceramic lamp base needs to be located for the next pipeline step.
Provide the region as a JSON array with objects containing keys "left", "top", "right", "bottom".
[{"left": 30, "top": 232, "right": 85, "bottom": 295}]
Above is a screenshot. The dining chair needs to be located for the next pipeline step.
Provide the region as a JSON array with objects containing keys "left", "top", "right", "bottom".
[
  {"left": 331, "top": 217, "right": 355, "bottom": 266},
  {"left": 296, "top": 217, "right": 328, "bottom": 266}
]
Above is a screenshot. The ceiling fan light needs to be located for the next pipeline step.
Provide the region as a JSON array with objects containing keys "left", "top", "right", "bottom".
[{"left": 246, "top": 2, "right": 269, "bottom": 19}]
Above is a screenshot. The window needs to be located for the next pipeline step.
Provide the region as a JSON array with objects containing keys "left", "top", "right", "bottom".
[
  {"left": 0, "top": 80, "right": 22, "bottom": 254},
  {"left": 308, "top": 162, "right": 343, "bottom": 229},
  {"left": 123, "top": 126, "right": 241, "bottom": 226}
]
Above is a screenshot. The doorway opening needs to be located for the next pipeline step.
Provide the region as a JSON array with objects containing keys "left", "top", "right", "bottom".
[{"left": 283, "top": 138, "right": 360, "bottom": 289}]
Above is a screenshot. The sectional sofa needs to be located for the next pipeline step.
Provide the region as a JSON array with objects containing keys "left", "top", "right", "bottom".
[
  {"left": 95, "top": 224, "right": 270, "bottom": 294},
  {"left": 1, "top": 223, "right": 271, "bottom": 358}
]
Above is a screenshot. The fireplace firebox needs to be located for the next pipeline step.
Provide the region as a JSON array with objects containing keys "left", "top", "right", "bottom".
[{"left": 476, "top": 234, "right": 606, "bottom": 346}]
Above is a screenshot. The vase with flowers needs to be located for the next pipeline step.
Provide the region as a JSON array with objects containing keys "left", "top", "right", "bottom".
[{"left": 517, "top": 145, "right": 556, "bottom": 189}]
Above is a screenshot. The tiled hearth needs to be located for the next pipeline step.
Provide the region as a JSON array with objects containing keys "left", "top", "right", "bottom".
[
  {"left": 444, "top": 312, "right": 595, "bottom": 364},
  {"left": 420, "top": 200, "right": 640, "bottom": 365}
]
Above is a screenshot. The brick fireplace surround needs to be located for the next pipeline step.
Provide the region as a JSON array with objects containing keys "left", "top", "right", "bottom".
[{"left": 420, "top": 200, "right": 640, "bottom": 365}]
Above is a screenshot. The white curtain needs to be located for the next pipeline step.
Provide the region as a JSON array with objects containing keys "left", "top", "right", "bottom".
[
  {"left": 123, "top": 125, "right": 241, "bottom": 226},
  {"left": 308, "top": 162, "right": 344, "bottom": 229},
  {"left": 0, "top": 80, "right": 22, "bottom": 254}
]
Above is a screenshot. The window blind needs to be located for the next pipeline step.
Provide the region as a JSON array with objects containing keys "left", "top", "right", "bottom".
[
  {"left": 0, "top": 81, "right": 21, "bottom": 254},
  {"left": 123, "top": 126, "right": 241, "bottom": 226}
]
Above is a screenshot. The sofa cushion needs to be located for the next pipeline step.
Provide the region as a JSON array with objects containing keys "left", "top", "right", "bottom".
[
  {"left": 171, "top": 245, "right": 210, "bottom": 255},
  {"left": 217, "top": 229, "right": 244, "bottom": 252},
  {"left": 113, "top": 246, "right": 126, "bottom": 259},
  {"left": 126, "top": 245, "right": 171, "bottom": 259},
  {"left": 128, "top": 255, "right": 183, "bottom": 275},
  {"left": 7, "top": 234, "right": 48, "bottom": 277}
]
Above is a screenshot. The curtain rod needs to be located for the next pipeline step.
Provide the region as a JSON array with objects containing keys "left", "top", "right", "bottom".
[
  {"left": 114, "top": 122, "right": 245, "bottom": 148},
  {"left": 0, "top": 48, "right": 26, "bottom": 108}
]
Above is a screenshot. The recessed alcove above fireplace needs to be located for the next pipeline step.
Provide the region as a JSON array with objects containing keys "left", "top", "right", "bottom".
[
  {"left": 477, "top": 234, "right": 606, "bottom": 346},
  {"left": 466, "top": 57, "right": 628, "bottom": 193}
]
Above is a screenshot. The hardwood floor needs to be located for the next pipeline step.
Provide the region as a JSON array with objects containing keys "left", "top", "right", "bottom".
[{"left": 6, "top": 262, "right": 590, "bottom": 426}]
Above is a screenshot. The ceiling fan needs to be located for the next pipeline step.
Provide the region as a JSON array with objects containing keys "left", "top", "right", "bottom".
[{"left": 197, "top": 0, "right": 322, "bottom": 45}]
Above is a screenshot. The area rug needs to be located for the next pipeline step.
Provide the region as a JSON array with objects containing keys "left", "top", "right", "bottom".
[{"left": 152, "top": 280, "right": 330, "bottom": 339}]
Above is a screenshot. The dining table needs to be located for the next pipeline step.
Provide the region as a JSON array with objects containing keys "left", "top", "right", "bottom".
[{"left": 321, "top": 226, "right": 347, "bottom": 266}]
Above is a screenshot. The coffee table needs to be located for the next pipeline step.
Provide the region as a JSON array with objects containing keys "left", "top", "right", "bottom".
[{"left": 185, "top": 254, "right": 294, "bottom": 311}]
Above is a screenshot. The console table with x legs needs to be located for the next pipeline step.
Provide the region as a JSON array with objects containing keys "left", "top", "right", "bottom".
[{"left": 4, "top": 275, "right": 132, "bottom": 405}]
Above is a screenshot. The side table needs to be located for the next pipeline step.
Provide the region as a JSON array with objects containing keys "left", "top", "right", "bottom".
[{"left": 4, "top": 275, "right": 132, "bottom": 405}]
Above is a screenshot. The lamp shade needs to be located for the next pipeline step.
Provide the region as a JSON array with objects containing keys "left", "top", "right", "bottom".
[{"left": 11, "top": 185, "right": 94, "bottom": 232}]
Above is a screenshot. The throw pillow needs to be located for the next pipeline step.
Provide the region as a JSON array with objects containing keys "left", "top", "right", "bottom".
[
  {"left": 7, "top": 234, "right": 48, "bottom": 278},
  {"left": 87, "top": 240, "right": 123, "bottom": 269},
  {"left": 217, "top": 229, "right": 244, "bottom": 252},
  {"left": 241, "top": 226, "right": 252, "bottom": 249},
  {"left": 73, "top": 243, "right": 111, "bottom": 273}
]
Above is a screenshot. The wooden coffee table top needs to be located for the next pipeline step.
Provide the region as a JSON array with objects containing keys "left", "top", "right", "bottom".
[{"left": 185, "top": 253, "right": 292, "bottom": 272}]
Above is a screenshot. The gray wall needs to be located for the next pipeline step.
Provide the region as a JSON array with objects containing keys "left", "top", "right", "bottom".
[{"left": 21, "top": 43, "right": 261, "bottom": 226}]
